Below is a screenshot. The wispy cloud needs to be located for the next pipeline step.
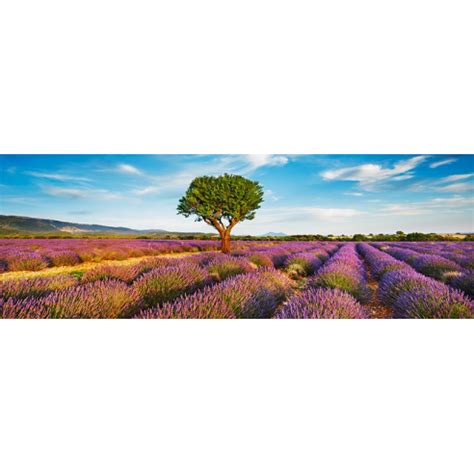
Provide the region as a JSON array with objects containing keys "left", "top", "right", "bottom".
[
  {"left": 321, "top": 155, "right": 430, "bottom": 190},
  {"left": 133, "top": 186, "right": 160, "bottom": 196},
  {"left": 436, "top": 173, "right": 473, "bottom": 184},
  {"left": 243, "top": 155, "right": 288, "bottom": 171},
  {"left": 134, "top": 155, "right": 290, "bottom": 196},
  {"left": 430, "top": 158, "right": 457, "bottom": 168},
  {"left": 27, "top": 171, "right": 91, "bottom": 182},
  {"left": 117, "top": 164, "right": 142, "bottom": 175},
  {"left": 265, "top": 189, "right": 281, "bottom": 201},
  {"left": 41, "top": 185, "right": 121, "bottom": 200},
  {"left": 258, "top": 206, "right": 366, "bottom": 223},
  {"left": 381, "top": 195, "right": 474, "bottom": 216},
  {"left": 344, "top": 192, "right": 364, "bottom": 197},
  {"left": 436, "top": 182, "right": 474, "bottom": 193}
]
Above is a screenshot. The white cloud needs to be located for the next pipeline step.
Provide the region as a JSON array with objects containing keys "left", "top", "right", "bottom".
[
  {"left": 258, "top": 206, "right": 365, "bottom": 222},
  {"left": 437, "top": 182, "right": 473, "bottom": 193},
  {"left": 42, "top": 185, "right": 121, "bottom": 200},
  {"left": 381, "top": 195, "right": 474, "bottom": 216},
  {"left": 430, "top": 158, "right": 457, "bottom": 168},
  {"left": 134, "top": 186, "right": 160, "bottom": 196},
  {"left": 136, "top": 155, "right": 290, "bottom": 196},
  {"left": 244, "top": 155, "right": 288, "bottom": 171},
  {"left": 344, "top": 192, "right": 364, "bottom": 196},
  {"left": 437, "top": 173, "right": 473, "bottom": 184},
  {"left": 27, "top": 172, "right": 91, "bottom": 182},
  {"left": 381, "top": 204, "right": 428, "bottom": 216},
  {"left": 305, "top": 207, "right": 365, "bottom": 219},
  {"left": 430, "top": 196, "right": 474, "bottom": 206},
  {"left": 117, "top": 164, "right": 142, "bottom": 175},
  {"left": 265, "top": 189, "right": 281, "bottom": 201},
  {"left": 321, "top": 155, "right": 429, "bottom": 190}
]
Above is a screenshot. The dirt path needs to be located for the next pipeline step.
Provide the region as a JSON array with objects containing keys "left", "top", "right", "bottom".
[
  {"left": 0, "top": 251, "right": 211, "bottom": 281},
  {"left": 363, "top": 262, "right": 393, "bottom": 319}
]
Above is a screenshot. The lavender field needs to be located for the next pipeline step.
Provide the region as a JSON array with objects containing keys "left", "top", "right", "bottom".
[{"left": 0, "top": 239, "right": 472, "bottom": 318}]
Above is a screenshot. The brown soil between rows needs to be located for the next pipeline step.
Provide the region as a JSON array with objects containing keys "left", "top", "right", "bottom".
[{"left": 363, "top": 263, "right": 393, "bottom": 319}]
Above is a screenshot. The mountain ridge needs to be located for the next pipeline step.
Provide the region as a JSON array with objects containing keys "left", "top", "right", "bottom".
[{"left": 0, "top": 215, "right": 168, "bottom": 235}]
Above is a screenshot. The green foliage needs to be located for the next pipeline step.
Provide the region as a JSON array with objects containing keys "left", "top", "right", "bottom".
[{"left": 177, "top": 174, "right": 264, "bottom": 230}]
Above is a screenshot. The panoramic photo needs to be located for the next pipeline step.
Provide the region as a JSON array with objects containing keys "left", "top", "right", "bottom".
[{"left": 0, "top": 154, "right": 473, "bottom": 319}]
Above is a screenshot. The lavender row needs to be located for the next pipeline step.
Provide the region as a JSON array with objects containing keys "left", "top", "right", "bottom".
[
  {"left": 374, "top": 244, "right": 463, "bottom": 281},
  {"left": 358, "top": 244, "right": 473, "bottom": 318},
  {"left": 275, "top": 288, "right": 367, "bottom": 319},
  {"left": 308, "top": 244, "right": 369, "bottom": 302},
  {"left": 136, "top": 269, "right": 293, "bottom": 319},
  {"left": 381, "top": 242, "right": 474, "bottom": 270},
  {"left": 373, "top": 243, "right": 474, "bottom": 297}
]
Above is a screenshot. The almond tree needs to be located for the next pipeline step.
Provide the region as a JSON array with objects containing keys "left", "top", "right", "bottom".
[{"left": 177, "top": 174, "right": 264, "bottom": 253}]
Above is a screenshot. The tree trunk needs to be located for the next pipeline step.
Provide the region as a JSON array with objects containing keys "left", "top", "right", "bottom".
[{"left": 221, "top": 231, "right": 231, "bottom": 254}]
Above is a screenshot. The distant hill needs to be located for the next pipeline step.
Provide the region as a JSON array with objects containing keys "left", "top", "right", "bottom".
[
  {"left": 0, "top": 215, "right": 168, "bottom": 235},
  {"left": 261, "top": 232, "right": 288, "bottom": 237}
]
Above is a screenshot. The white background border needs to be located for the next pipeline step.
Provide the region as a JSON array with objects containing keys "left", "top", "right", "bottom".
[{"left": 1, "top": 1, "right": 473, "bottom": 473}]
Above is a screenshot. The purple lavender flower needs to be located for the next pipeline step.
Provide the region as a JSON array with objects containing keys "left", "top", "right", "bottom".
[
  {"left": 0, "top": 274, "right": 78, "bottom": 299},
  {"left": 137, "top": 269, "right": 292, "bottom": 319},
  {"left": 1, "top": 280, "right": 142, "bottom": 319},
  {"left": 449, "top": 271, "right": 474, "bottom": 298},
  {"left": 275, "top": 287, "right": 367, "bottom": 319},
  {"left": 410, "top": 254, "right": 462, "bottom": 280},
  {"left": 378, "top": 269, "right": 443, "bottom": 305},
  {"left": 357, "top": 243, "right": 410, "bottom": 277},
  {"left": 394, "top": 286, "right": 473, "bottom": 319},
  {"left": 310, "top": 244, "right": 369, "bottom": 301},
  {"left": 47, "top": 250, "right": 82, "bottom": 267},
  {"left": 6, "top": 251, "right": 50, "bottom": 272},
  {"left": 285, "top": 252, "right": 322, "bottom": 277},
  {"left": 204, "top": 255, "right": 254, "bottom": 281},
  {"left": 133, "top": 263, "right": 210, "bottom": 308}
]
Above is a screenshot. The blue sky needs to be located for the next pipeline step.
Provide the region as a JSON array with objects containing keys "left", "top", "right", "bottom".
[{"left": 1, "top": 155, "right": 473, "bottom": 235}]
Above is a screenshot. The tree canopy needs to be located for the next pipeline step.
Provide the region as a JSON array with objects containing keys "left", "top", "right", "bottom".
[{"left": 177, "top": 174, "right": 264, "bottom": 252}]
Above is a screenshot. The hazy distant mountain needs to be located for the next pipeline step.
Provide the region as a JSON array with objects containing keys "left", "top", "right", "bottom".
[
  {"left": 261, "top": 232, "right": 287, "bottom": 237},
  {"left": 0, "top": 215, "right": 168, "bottom": 235}
]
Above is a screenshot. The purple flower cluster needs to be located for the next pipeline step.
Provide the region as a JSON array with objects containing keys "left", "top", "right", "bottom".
[
  {"left": 284, "top": 252, "right": 323, "bottom": 277},
  {"left": 275, "top": 287, "right": 367, "bottom": 319},
  {"left": 394, "top": 286, "right": 473, "bottom": 319},
  {"left": 379, "top": 241, "right": 474, "bottom": 270},
  {"left": 309, "top": 244, "right": 369, "bottom": 301},
  {"left": 6, "top": 251, "right": 50, "bottom": 272},
  {"left": 81, "top": 257, "right": 174, "bottom": 284},
  {"left": 409, "top": 254, "right": 461, "bottom": 280},
  {"left": 378, "top": 243, "right": 471, "bottom": 277},
  {"left": 247, "top": 253, "right": 274, "bottom": 268},
  {"left": 361, "top": 243, "right": 473, "bottom": 318},
  {"left": 378, "top": 269, "right": 444, "bottom": 305},
  {"left": 0, "top": 274, "right": 79, "bottom": 299},
  {"left": 378, "top": 269, "right": 473, "bottom": 318},
  {"left": 47, "top": 250, "right": 82, "bottom": 267},
  {"left": 204, "top": 255, "right": 255, "bottom": 281},
  {"left": 137, "top": 269, "right": 292, "bottom": 319},
  {"left": 448, "top": 271, "right": 474, "bottom": 298},
  {"left": 357, "top": 243, "right": 410, "bottom": 277},
  {"left": 1, "top": 280, "right": 142, "bottom": 319},
  {"left": 133, "top": 263, "right": 210, "bottom": 307},
  {"left": 382, "top": 246, "right": 420, "bottom": 264}
]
